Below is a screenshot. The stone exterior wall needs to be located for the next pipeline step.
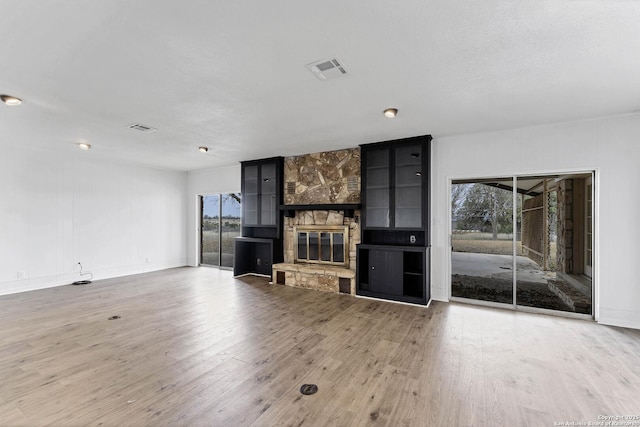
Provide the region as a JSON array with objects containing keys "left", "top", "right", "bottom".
[
  {"left": 284, "top": 147, "right": 360, "bottom": 205},
  {"left": 522, "top": 194, "right": 544, "bottom": 266},
  {"left": 557, "top": 179, "right": 573, "bottom": 273}
]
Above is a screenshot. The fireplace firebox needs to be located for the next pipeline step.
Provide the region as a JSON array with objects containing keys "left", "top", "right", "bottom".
[{"left": 294, "top": 225, "right": 349, "bottom": 267}]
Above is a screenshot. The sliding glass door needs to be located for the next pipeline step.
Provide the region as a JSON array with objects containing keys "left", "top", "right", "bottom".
[
  {"left": 451, "top": 173, "right": 593, "bottom": 316},
  {"left": 451, "top": 178, "right": 515, "bottom": 306},
  {"left": 200, "top": 193, "right": 241, "bottom": 269},
  {"left": 516, "top": 174, "right": 593, "bottom": 314}
]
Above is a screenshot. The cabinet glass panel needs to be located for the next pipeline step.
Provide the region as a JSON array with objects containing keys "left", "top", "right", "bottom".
[
  {"left": 244, "top": 195, "right": 258, "bottom": 225},
  {"left": 260, "top": 195, "right": 276, "bottom": 225},
  {"left": 365, "top": 148, "right": 390, "bottom": 227},
  {"left": 260, "top": 163, "right": 277, "bottom": 225},
  {"left": 243, "top": 165, "right": 259, "bottom": 225},
  {"left": 367, "top": 147, "right": 390, "bottom": 168},
  {"left": 395, "top": 144, "right": 422, "bottom": 167},
  {"left": 260, "top": 164, "right": 276, "bottom": 194},
  {"left": 365, "top": 187, "right": 389, "bottom": 227},
  {"left": 394, "top": 144, "right": 422, "bottom": 228},
  {"left": 244, "top": 165, "right": 259, "bottom": 193},
  {"left": 395, "top": 186, "right": 421, "bottom": 228},
  {"left": 395, "top": 208, "right": 421, "bottom": 229},
  {"left": 366, "top": 167, "right": 389, "bottom": 188}
]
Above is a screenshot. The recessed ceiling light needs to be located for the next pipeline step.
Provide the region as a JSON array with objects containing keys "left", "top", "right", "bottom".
[
  {"left": 1, "top": 95, "right": 22, "bottom": 106},
  {"left": 78, "top": 143, "right": 91, "bottom": 150},
  {"left": 198, "top": 146, "right": 209, "bottom": 153},
  {"left": 383, "top": 108, "right": 398, "bottom": 118}
]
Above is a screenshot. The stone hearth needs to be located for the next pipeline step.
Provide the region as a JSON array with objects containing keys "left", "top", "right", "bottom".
[{"left": 272, "top": 263, "right": 355, "bottom": 294}]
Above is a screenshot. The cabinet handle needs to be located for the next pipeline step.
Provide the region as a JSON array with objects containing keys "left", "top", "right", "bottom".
[{"left": 371, "top": 266, "right": 375, "bottom": 270}]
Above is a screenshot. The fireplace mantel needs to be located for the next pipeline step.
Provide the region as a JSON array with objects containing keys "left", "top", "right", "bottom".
[{"left": 280, "top": 203, "right": 361, "bottom": 218}]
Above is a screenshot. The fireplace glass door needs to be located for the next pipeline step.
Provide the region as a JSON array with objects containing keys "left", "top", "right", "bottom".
[{"left": 294, "top": 225, "right": 349, "bottom": 267}]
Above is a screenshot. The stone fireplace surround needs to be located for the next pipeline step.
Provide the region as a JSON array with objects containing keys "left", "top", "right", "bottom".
[
  {"left": 271, "top": 147, "right": 361, "bottom": 295},
  {"left": 272, "top": 209, "right": 360, "bottom": 294}
]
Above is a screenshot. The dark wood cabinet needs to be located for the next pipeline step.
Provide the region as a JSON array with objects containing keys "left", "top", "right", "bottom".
[
  {"left": 361, "top": 135, "right": 431, "bottom": 243},
  {"left": 234, "top": 157, "right": 284, "bottom": 276},
  {"left": 234, "top": 237, "right": 280, "bottom": 276},
  {"left": 241, "top": 160, "right": 281, "bottom": 229},
  {"left": 357, "top": 245, "right": 429, "bottom": 304},
  {"left": 357, "top": 135, "right": 432, "bottom": 304},
  {"left": 363, "top": 146, "right": 391, "bottom": 228}
]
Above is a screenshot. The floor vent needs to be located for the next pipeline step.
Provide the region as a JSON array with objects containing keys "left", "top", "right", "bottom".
[
  {"left": 305, "top": 57, "right": 348, "bottom": 81},
  {"left": 300, "top": 384, "right": 318, "bottom": 395}
]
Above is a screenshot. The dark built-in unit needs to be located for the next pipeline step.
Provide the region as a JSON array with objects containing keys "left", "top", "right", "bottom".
[
  {"left": 233, "top": 157, "right": 284, "bottom": 277},
  {"left": 357, "top": 135, "right": 432, "bottom": 304}
]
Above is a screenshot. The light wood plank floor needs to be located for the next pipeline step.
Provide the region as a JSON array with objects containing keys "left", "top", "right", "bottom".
[{"left": 1, "top": 267, "right": 639, "bottom": 426}]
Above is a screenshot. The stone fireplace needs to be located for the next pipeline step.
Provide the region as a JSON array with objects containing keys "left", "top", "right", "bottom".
[{"left": 271, "top": 147, "right": 361, "bottom": 295}]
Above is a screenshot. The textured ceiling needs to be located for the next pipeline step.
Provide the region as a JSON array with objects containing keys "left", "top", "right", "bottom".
[{"left": 1, "top": 1, "right": 639, "bottom": 171}]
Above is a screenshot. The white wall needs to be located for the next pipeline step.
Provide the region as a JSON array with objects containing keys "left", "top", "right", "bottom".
[
  {"left": 186, "top": 165, "right": 241, "bottom": 266},
  {"left": 0, "top": 146, "right": 188, "bottom": 295},
  {"left": 431, "top": 113, "right": 640, "bottom": 329}
]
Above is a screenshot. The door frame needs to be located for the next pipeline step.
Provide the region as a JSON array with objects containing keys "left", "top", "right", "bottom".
[
  {"left": 199, "top": 194, "right": 222, "bottom": 268},
  {"left": 584, "top": 175, "right": 593, "bottom": 279},
  {"left": 447, "top": 169, "right": 597, "bottom": 320}
]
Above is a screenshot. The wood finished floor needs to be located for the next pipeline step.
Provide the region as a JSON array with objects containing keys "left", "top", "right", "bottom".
[{"left": 1, "top": 267, "right": 639, "bottom": 426}]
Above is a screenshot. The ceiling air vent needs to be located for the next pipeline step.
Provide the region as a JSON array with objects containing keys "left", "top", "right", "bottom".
[
  {"left": 305, "top": 57, "right": 348, "bottom": 81},
  {"left": 127, "top": 123, "right": 157, "bottom": 133}
]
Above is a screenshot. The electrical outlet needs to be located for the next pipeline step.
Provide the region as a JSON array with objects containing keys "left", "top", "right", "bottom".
[
  {"left": 410, "top": 235, "right": 416, "bottom": 244},
  {"left": 256, "top": 258, "right": 261, "bottom": 266}
]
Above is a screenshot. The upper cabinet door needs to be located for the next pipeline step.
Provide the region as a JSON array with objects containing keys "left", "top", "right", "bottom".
[
  {"left": 361, "top": 135, "right": 430, "bottom": 240},
  {"left": 243, "top": 165, "right": 259, "bottom": 226},
  {"left": 394, "top": 143, "right": 423, "bottom": 229},
  {"left": 260, "top": 163, "right": 277, "bottom": 226},
  {"left": 364, "top": 147, "right": 390, "bottom": 228},
  {"left": 240, "top": 157, "right": 283, "bottom": 234}
]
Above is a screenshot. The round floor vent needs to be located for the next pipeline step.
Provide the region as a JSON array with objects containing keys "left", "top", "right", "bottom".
[{"left": 300, "top": 384, "right": 318, "bottom": 395}]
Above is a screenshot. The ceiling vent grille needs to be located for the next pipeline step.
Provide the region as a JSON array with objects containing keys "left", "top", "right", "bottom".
[
  {"left": 127, "top": 123, "right": 157, "bottom": 133},
  {"left": 305, "top": 57, "right": 348, "bottom": 81}
]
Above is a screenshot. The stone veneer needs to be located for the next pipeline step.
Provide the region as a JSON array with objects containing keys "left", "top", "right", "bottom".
[
  {"left": 284, "top": 147, "right": 360, "bottom": 205},
  {"left": 557, "top": 179, "right": 573, "bottom": 274},
  {"left": 274, "top": 146, "right": 362, "bottom": 295},
  {"left": 274, "top": 210, "right": 361, "bottom": 295},
  {"left": 272, "top": 263, "right": 356, "bottom": 295}
]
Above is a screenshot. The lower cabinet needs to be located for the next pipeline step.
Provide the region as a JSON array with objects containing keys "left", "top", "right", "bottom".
[
  {"left": 357, "top": 244, "right": 429, "bottom": 304},
  {"left": 233, "top": 237, "right": 282, "bottom": 276}
]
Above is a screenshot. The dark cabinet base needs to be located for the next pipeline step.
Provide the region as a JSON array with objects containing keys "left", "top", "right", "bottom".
[
  {"left": 234, "top": 237, "right": 282, "bottom": 277},
  {"left": 357, "top": 244, "right": 430, "bottom": 305}
]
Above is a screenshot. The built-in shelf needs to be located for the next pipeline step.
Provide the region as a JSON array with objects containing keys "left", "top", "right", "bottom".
[{"left": 279, "top": 204, "right": 361, "bottom": 218}]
